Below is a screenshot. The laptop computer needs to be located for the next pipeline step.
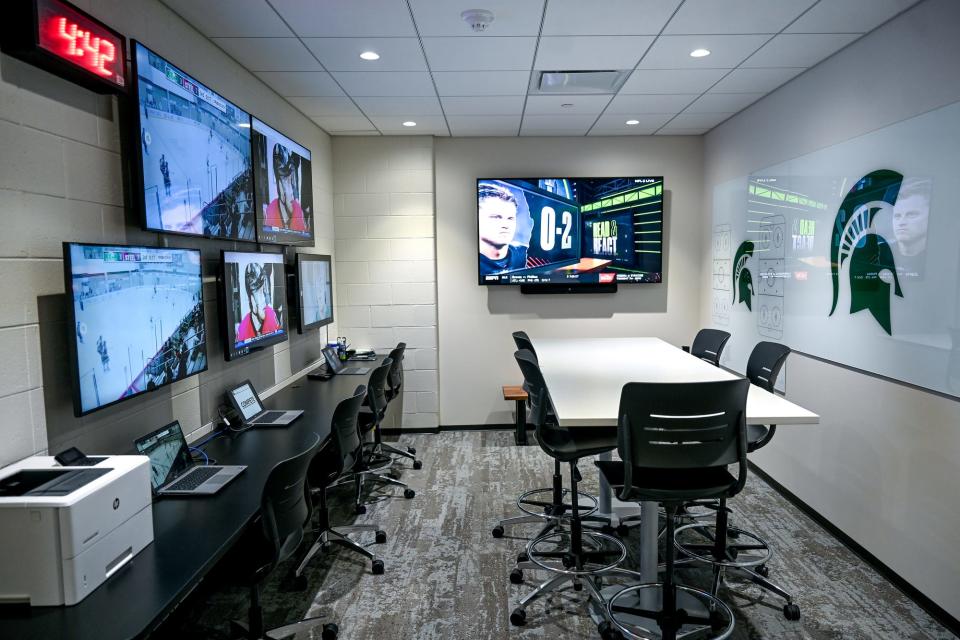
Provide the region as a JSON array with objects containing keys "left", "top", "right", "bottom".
[
  {"left": 134, "top": 421, "right": 245, "bottom": 496},
  {"left": 227, "top": 380, "right": 304, "bottom": 427},
  {"left": 322, "top": 346, "right": 372, "bottom": 376}
]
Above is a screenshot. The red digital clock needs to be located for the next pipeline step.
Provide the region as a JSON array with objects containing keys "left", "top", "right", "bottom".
[{"left": 1, "top": 0, "right": 127, "bottom": 93}]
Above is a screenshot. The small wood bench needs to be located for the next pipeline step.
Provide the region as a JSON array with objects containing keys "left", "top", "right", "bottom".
[{"left": 502, "top": 385, "right": 529, "bottom": 445}]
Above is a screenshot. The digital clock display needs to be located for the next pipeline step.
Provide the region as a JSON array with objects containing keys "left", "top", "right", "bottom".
[{"left": 35, "top": 0, "right": 125, "bottom": 88}]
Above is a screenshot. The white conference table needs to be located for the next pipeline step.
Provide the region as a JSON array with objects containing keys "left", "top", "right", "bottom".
[{"left": 534, "top": 337, "right": 820, "bottom": 584}]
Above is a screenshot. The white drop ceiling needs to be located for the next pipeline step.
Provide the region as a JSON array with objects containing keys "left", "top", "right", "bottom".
[{"left": 161, "top": 0, "right": 921, "bottom": 137}]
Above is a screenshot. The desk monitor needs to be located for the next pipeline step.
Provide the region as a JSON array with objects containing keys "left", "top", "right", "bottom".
[
  {"left": 296, "top": 253, "right": 333, "bottom": 332},
  {"left": 252, "top": 118, "right": 314, "bottom": 245},
  {"left": 221, "top": 250, "right": 288, "bottom": 360}
]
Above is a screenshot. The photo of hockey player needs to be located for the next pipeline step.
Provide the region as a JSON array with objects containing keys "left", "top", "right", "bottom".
[
  {"left": 298, "top": 255, "right": 333, "bottom": 330},
  {"left": 252, "top": 118, "right": 314, "bottom": 245},
  {"left": 223, "top": 251, "right": 287, "bottom": 359},
  {"left": 135, "top": 42, "right": 254, "bottom": 241},
  {"left": 66, "top": 244, "right": 207, "bottom": 416}
]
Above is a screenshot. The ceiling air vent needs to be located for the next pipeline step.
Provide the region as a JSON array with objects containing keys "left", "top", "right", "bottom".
[{"left": 532, "top": 70, "right": 631, "bottom": 95}]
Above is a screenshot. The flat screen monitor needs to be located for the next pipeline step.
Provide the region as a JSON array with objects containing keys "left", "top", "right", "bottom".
[
  {"left": 133, "top": 41, "right": 255, "bottom": 241},
  {"left": 477, "top": 177, "right": 664, "bottom": 287},
  {"left": 222, "top": 250, "right": 288, "bottom": 360},
  {"left": 252, "top": 118, "right": 314, "bottom": 245},
  {"left": 64, "top": 242, "right": 207, "bottom": 416},
  {"left": 296, "top": 253, "right": 333, "bottom": 332}
]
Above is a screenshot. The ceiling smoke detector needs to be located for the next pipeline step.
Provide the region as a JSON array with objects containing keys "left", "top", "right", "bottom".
[{"left": 461, "top": 9, "right": 494, "bottom": 33}]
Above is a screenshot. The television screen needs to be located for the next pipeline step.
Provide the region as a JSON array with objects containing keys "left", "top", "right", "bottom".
[
  {"left": 64, "top": 243, "right": 207, "bottom": 416},
  {"left": 296, "top": 253, "right": 333, "bottom": 332},
  {"left": 252, "top": 118, "right": 314, "bottom": 245},
  {"left": 133, "top": 41, "right": 255, "bottom": 241},
  {"left": 477, "top": 177, "right": 664, "bottom": 286},
  {"left": 222, "top": 250, "right": 288, "bottom": 360}
]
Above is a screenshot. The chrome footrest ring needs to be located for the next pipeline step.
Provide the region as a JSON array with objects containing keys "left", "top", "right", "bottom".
[
  {"left": 608, "top": 582, "right": 735, "bottom": 640},
  {"left": 525, "top": 529, "right": 626, "bottom": 576},
  {"left": 515, "top": 487, "right": 599, "bottom": 520},
  {"left": 674, "top": 523, "right": 772, "bottom": 569}
]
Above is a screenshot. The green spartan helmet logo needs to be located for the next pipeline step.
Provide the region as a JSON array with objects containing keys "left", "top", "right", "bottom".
[
  {"left": 830, "top": 169, "right": 904, "bottom": 335},
  {"left": 733, "top": 240, "right": 754, "bottom": 310}
]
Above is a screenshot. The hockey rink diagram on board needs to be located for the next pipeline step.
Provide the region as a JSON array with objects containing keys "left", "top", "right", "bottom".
[
  {"left": 712, "top": 224, "right": 732, "bottom": 326},
  {"left": 756, "top": 214, "right": 785, "bottom": 340}
]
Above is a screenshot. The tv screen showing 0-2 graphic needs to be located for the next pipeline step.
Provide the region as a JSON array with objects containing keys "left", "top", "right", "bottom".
[
  {"left": 65, "top": 243, "right": 207, "bottom": 416},
  {"left": 223, "top": 251, "right": 287, "bottom": 360},
  {"left": 252, "top": 118, "right": 314, "bottom": 245},
  {"left": 134, "top": 42, "right": 255, "bottom": 241}
]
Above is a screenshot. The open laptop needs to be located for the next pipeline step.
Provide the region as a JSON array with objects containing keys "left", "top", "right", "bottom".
[
  {"left": 134, "top": 421, "right": 245, "bottom": 496},
  {"left": 227, "top": 380, "right": 304, "bottom": 427},
  {"left": 322, "top": 346, "right": 371, "bottom": 376}
]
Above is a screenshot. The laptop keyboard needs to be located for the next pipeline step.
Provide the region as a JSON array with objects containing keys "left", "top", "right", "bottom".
[
  {"left": 258, "top": 411, "right": 286, "bottom": 423},
  {"left": 167, "top": 466, "right": 220, "bottom": 491}
]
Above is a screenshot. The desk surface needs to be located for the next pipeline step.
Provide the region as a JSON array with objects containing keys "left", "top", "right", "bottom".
[
  {"left": 535, "top": 337, "right": 819, "bottom": 427},
  {"left": 0, "top": 362, "right": 374, "bottom": 640}
]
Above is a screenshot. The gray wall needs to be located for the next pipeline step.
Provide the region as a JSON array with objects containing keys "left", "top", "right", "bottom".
[
  {"left": 700, "top": 0, "right": 960, "bottom": 619},
  {"left": 0, "top": 0, "right": 333, "bottom": 466}
]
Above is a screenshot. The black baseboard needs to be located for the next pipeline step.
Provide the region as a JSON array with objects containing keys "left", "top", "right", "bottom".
[
  {"left": 380, "top": 427, "right": 440, "bottom": 436},
  {"left": 749, "top": 462, "right": 960, "bottom": 637}
]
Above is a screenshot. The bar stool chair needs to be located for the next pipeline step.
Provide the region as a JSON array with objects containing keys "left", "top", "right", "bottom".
[{"left": 371, "top": 343, "right": 422, "bottom": 469}]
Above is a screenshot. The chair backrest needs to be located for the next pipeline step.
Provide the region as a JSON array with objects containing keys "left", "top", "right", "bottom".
[
  {"left": 259, "top": 432, "right": 321, "bottom": 567},
  {"left": 365, "top": 357, "right": 393, "bottom": 420},
  {"left": 512, "top": 331, "right": 537, "bottom": 359},
  {"left": 745, "top": 341, "right": 791, "bottom": 392},
  {"left": 329, "top": 385, "right": 367, "bottom": 476},
  {"left": 690, "top": 329, "right": 731, "bottom": 366},
  {"left": 387, "top": 343, "right": 406, "bottom": 396},
  {"left": 617, "top": 379, "right": 749, "bottom": 496},
  {"left": 513, "top": 349, "right": 553, "bottom": 431}
]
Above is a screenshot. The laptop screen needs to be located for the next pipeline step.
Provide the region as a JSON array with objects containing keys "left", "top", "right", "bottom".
[
  {"left": 322, "top": 347, "right": 344, "bottom": 373},
  {"left": 230, "top": 382, "right": 263, "bottom": 421},
  {"left": 135, "top": 422, "right": 193, "bottom": 490}
]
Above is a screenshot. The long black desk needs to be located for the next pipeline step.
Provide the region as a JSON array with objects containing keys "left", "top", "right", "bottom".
[{"left": 0, "top": 362, "right": 378, "bottom": 640}]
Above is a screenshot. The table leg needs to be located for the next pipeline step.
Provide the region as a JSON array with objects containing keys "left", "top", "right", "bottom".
[
  {"left": 514, "top": 399, "right": 527, "bottom": 446},
  {"left": 598, "top": 451, "right": 616, "bottom": 525}
]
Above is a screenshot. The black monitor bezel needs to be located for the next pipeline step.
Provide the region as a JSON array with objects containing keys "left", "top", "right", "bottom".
[
  {"left": 220, "top": 248, "right": 290, "bottom": 361},
  {"left": 295, "top": 253, "right": 334, "bottom": 333}
]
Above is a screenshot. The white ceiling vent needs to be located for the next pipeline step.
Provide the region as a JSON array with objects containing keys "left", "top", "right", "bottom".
[{"left": 531, "top": 70, "right": 631, "bottom": 95}]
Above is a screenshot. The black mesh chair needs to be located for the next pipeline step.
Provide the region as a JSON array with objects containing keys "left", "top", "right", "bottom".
[
  {"left": 685, "top": 329, "right": 732, "bottom": 367},
  {"left": 295, "top": 386, "right": 387, "bottom": 578},
  {"left": 377, "top": 343, "right": 421, "bottom": 468},
  {"left": 227, "top": 432, "right": 339, "bottom": 640},
  {"left": 596, "top": 379, "right": 750, "bottom": 640}
]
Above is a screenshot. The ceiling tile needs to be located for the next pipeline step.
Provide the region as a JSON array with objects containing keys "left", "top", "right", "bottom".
[
  {"left": 311, "top": 116, "right": 376, "bottom": 132},
  {"left": 709, "top": 67, "right": 805, "bottom": 93},
  {"left": 331, "top": 72, "right": 437, "bottom": 97},
  {"left": 422, "top": 37, "right": 537, "bottom": 71},
  {"left": 440, "top": 96, "right": 526, "bottom": 115},
  {"left": 742, "top": 33, "right": 860, "bottom": 68},
  {"left": 255, "top": 72, "right": 345, "bottom": 96},
  {"left": 369, "top": 116, "right": 449, "bottom": 135},
  {"left": 620, "top": 69, "right": 728, "bottom": 94},
  {"left": 303, "top": 38, "right": 428, "bottom": 72},
  {"left": 664, "top": 0, "right": 816, "bottom": 35},
  {"left": 638, "top": 35, "right": 770, "bottom": 69},
  {"left": 211, "top": 38, "right": 322, "bottom": 72},
  {"left": 669, "top": 112, "right": 736, "bottom": 128},
  {"left": 589, "top": 113, "right": 674, "bottom": 135},
  {"left": 433, "top": 71, "right": 530, "bottom": 96},
  {"left": 520, "top": 115, "right": 596, "bottom": 136},
  {"left": 786, "top": 0, "right": 920, "bottom": 34},
  {"left": 270, "top": 0, "right": 416, "bottom": 37},
  {"left": 524, "top": 95, "right": 611, "bottom": 116},
  {"left": 409, "top": 0, "right": 546, "bottom": 36},
  {"left": 605, "top": 93, "right": 698, "bottom": 114},
  {"left": 287, "top": 97, "right": 363, "bottom": 117},
  {"left": 535, "top": 36, "right": 654, "bottom": 71},
  {"left": 685, "top": 92, "right": 765, "bottom": 113},
  {"left": 161, "top": 0, "right": 293, "bottom": 37},
  {"left": 447, "top": 115, "right": 522, "bottom": 136},
  {"left": 354, "top": 96, "right": 443, "bottom": 116},
  {"left": 331, "top": 131, "right": 383, "bottom": 136},
  {"left": 655, "top": 127, "right": 709, "bottom": 135},
  {"left": 542, "top": 0, "right": 682, "bottom": 36}
]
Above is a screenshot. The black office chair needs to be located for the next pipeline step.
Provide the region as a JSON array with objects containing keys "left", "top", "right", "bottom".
[
  {"left": 377, "top": 342, "right": 421, "bottom": 469},
  {"left": 684, "top": 328, "right": 732, "bottom": 367},
  {"left": 508, "top": 350, "right": 626, "bottom": 634},
  {"left": 227, "top": 432, "right": 339, "bottom": 640},
  {"left": 295, "top": 386, "right": 387, "bottom": 577},
  {"left": 596, "top": 379, "right": 750, "bottom": 640},
  {"left": 512, "top": 330, "right": 536, "bottom": 397}
]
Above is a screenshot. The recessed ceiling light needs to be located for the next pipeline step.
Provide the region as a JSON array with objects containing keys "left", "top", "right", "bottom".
[
  {"left": 238, "top": 122, "right": 251, "bottom": 128},
  {"left": 690, "top": 48, "right": 711, "bottom": 58},
  {"left": 402, "top": 121, "right": 417, "bottom": 127},
  {"left": 359, "top": 51, "right": 380, "bottom": 61},
  {"left": 561, "top": 103, "right": 574, "bottom": 108},
  {"left": 625, "top": 119, "right": 640, "bottom": 126}
]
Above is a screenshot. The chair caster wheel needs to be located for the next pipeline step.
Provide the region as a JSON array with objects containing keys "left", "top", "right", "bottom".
[
  {"left": 412, "top": 460, "right": 423, "bottom": 470},
  {"left": 509, "top": 568, "right": 523, "bottom": 584},
  {"left": 728, "top": 528, "right": 741, "bottom": 539},
  {"left": 573, "top": 580, "right": 583, "bottom": 592},
  {"left": 291, "top": 574, "right": 308, "bottom": 591},
  {"left": 517, "top": 552, "right": 528, "bottom": 563},
  {"left": 355, "top": 504, "right": 367, "bottom": 515},
  {"left": 321, "top": 622, "right": 339, "bottom": 640},
  {"left": 562, "top": 553, "right": 575, "bottom": 569},
  {"left": 372, "top": 559, "right": 385, "bottom": 575},
  {"left": 375, "top": 530, "right": 387, "bottom": 544},
  {"left": 601, "top": 524, "right": 615, "bottom": 534},
  {"left": 783, "top": 603, "right": 801, "bottom": 621},
  {"left": 404, "top": 488, "right": 415, "bottom": 499},
  {"left": 598, "top": 621, "right": 624, "bottom": 640},
  {"left": 492, "top": 525, "right": 504, "bottom": 538},
  {"left": 616, "top": 524, "right": 630, "bottom": 537},
  {"left": 407, "top": 446, "right": 416, "bottom": 455},
  {"left": 510, "top": 608, "right": 526, "bottom": 626},
  {"left": 755, "top": 563, "right": 769, "bottom": 577}
]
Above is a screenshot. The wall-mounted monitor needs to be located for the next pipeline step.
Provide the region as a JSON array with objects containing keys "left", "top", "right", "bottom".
[
  {"left": 252, "top": 117, "right": 314, "bottom": 245},
  {"left": 477, "top": 177, "right": 664, "bottom": 290},
  {"left": 132, "top": 41, "right": 255, "bottom": 241},
  {"left": 221, "top": 250, "right": 287, "bottom": 360},
  {"left": 64, "top": 242, "right": 207, "bottom": 416},
  {"left": 295, "top": 253, "right": 333, "bottom": 332}
]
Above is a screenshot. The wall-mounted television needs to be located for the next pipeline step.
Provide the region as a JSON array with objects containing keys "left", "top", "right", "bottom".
[
  {"left": 64, "top": 242, "right": 207, "bottom": 416},
  {"left": 477, "top": 177, "right": 664, "bottom": 291},
  {"left": 252, "top": 117, "right": 314, "bottom": 245},
  {"left": 221, "top": 250, "right": 288, "bottom": 360},
  {"left": 295, "top": 253, "right": 333, "bottom": 332},
  {"left": 132, "top": 41, "right": 255, "bottom": 241}
]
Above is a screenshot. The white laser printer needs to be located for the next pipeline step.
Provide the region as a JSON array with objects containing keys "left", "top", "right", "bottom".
[{"left": 0, "top": 454, "right": 154, "bottom": 606}]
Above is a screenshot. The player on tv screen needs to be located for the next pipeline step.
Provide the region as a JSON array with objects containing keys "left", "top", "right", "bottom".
[
  {"left": 478, "top": 181, "right": 529, "bottom": 276},
  {"left": 223, "top": 251, "right": 286, "bottom": 358},
  {"left": 252, "top": 118, "right": 313, "bottom": 245}
]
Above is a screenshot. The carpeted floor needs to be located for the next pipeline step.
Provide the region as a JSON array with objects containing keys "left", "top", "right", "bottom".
[{"left": 155, "top": 430, "right": 956, "bottom": 640}]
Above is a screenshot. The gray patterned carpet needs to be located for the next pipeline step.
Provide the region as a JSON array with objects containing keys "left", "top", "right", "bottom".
[{"left": 155, "top": 430, "right": 955, "bottom": 639}]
